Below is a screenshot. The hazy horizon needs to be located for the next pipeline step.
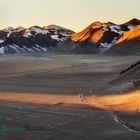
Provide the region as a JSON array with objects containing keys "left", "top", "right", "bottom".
[{"left": 0, "top": 0, "right": 140, "bottom": 31}]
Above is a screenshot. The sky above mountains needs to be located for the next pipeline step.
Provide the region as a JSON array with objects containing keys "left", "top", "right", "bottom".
[{"left": 0, "top": 0, "right": 139, "bottom": 31}]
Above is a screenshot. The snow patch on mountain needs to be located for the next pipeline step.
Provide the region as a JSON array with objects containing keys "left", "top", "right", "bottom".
[
  {"left": 51, "top": 34, "right": 69, "bottom": 42},
  {"left": 0, "top": 47, "right": 5, "bottom": 54},
  {"left": 127, "top": 25, "right": 135, "bottom": 30},
  {"left": 51, "top": 35, "right": 59, "bottom": 40},
  {"left": 100, "top": 37, "right": 117, "bottom": 48},
  {"left": 0, "top": 39, "right": 4, "bottom": 43},
  {"left": 24, "top": 27, "right": 49, "bottom": 37},
  {"left": 99, "top": 37, "right": 118, "bottom": 54},
  {"left": 109, "top": 25, "right": 123, "bottom": 34},
  {"left": 23, "top": 31, "right": 32, "bottom": 37},
  {"left": 30, "top": 27, "right": 49, "bottom": 34}
]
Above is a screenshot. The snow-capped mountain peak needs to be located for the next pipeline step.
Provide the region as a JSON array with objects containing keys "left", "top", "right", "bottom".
[
  {"left": 0, "top": 24, "right": 73, "bottom": 54},
  {"left": 44, "top": 24, "right": 70, "bottom": 31},
  {"left": 23, "top": 26, "right": 49, "bottom": 37}
]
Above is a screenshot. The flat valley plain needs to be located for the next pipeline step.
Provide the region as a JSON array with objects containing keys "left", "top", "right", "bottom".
[{"left": 0, "top": 54, "right": 140, "bottom": 140}]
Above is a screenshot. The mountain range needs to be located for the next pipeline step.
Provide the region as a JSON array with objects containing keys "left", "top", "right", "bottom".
[
  {"left": 0, "top": 18, "right": 140, "bottom": 55},
  {"left": 0, "top": 25, "right": 73, "bottom": 54}
]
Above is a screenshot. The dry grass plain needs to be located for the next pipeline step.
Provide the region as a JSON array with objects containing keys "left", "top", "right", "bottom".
[{"left": 0, "top": 54, "right": 139, "bottom": 139}]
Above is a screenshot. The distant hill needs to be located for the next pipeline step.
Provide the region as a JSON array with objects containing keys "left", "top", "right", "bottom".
[{"left": 0, "top": 18, "right": 140, "bottom": 55}]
